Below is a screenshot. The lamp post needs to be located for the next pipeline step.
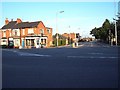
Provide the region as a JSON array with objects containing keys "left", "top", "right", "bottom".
[
  {"left": 68, "top": 25, "right": 71, "bottom": 46},
  {"left": 56, "top": 11, "right": 64, "bottom": 47},
  {"left": 113, "top": 17, "right": 118, "bottom": 46},
  {"left": 113, "top": 0, "right": 117, "bottom": 46}
]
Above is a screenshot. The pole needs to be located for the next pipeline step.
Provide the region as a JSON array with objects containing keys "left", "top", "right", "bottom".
[
  {"left": 115, "top": 20, "right": 117, "bottom": 46},
  {"left": 56, "top": 11, "right": 64, "bottom": 47},
  {"left": 114, "top": 0, "right": 117, "bottom": 46},
  {"left": 69, "top": 26, "right": 71, "bottom": 45},
  {"left": 56, "top": 12, "right": 58, "bottom": 47}
]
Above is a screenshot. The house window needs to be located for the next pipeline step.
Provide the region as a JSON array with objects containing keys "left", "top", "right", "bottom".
[
  {"left": 28, "top": 29, "right": 34, "bottom": 34},
  {"left": 3, "top": 31, "right": 6, "bottom": 37},
  {"left": 22, "top": 29, "right": 25, "bottom": 35},
  {"left": 14, "top": 39, "right": 19, "bottom": 46},
  {"left": 40, "top": 29, "right": 44, "bottom": 34},
  {"left": 15, "top": 30, "right": 17, "bottom": 36},
  {"left": 2, "top": 40, "right": 6, "bottom": 42},
  {"left": 9, "top": 32, "right": 11, "bottom": 37},
  {"left": 47, "top": 29, "right": 51, "bottom": 33}
]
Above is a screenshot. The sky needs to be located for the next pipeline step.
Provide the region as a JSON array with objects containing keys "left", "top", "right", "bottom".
[{"left": 0, "top": 1, "right": 119, "bottom": 37}]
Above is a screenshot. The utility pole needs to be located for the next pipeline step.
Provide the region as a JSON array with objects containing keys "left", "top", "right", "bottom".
[{"left": 56, "top": 11, "right": 64, "bottom": 47}]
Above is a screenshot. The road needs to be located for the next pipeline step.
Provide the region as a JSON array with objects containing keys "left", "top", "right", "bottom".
[{"left": 2, "top": 41, "right": 119, "bottom": 88}]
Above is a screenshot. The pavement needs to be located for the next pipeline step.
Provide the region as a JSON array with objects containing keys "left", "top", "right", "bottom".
[{"left": 1, "top": 41, "right": 119, "bottom": 88}]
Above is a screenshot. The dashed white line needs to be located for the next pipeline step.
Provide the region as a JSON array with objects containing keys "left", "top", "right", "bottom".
[
  {"left": 88, "top": 53, "right": 103, "bottom": 55},
  {"left": 67, "top": 56, "right": 118, "bottom": 59}
]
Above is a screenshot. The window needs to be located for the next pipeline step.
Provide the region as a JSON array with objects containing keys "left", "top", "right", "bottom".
[
  {"left": 40, "top": 29, "right": 44, "bottom": 34},
  {"left": 47, "top": 29, "right": 51, "bottom": 33},
  {"left": 9, "top": 32, "right": 11, "bottom": 37},
  {"left": 28, "top": 29, "right": 34, "bottom": 34},
  {"left": 22, "top": 29, "right": 25, "bottom": 35},
  {"left": 13, "top": 29, "right": 20, "bottom": 36},
  {"left": 26, "top": 39, "right": 30, "bottom": 46},
  {"left": 3, "top": 31, "right": 6, "bottom": 37},
  {"left": 15, "top": 30, "right": 17, "bottom": 36},
  {"left": 2, "top": 40, "right": 6, "bottom": 42},
  {"left": 15, "top": 39, "right": 19, "bottom": 46}
]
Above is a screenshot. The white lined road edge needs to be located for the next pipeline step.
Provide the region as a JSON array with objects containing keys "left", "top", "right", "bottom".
[
  {"left": 2, "top": 49, "right": 52, "bottom": 57},
  {"left": 67, "top": 56, "right": 118, "bottom": 59},
  {"left": 18, "top": 52, "right": 51, "bottom": 57}
]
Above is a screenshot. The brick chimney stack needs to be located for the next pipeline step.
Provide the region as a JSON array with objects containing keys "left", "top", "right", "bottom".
[
  {"left": 17, "top": 18, "right": 22, "bottom": 23},
  {"left": 5, "top": 18, "right": 9, "bottom": 25}
]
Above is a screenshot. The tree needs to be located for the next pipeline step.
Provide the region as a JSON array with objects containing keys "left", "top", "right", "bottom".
[{"left": 90, "top": 19, "right": 112, "bottom": 43}]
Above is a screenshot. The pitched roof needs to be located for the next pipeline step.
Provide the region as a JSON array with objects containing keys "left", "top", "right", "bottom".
[
  {"left": 1, "top": 21, "right": 41, "bottom": 29},
  {"left": 1, "top": 21, "right": 17, "bottom": 29}
]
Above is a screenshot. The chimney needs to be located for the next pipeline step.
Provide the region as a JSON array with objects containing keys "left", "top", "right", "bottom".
[
  {"left": 17, "top": 18, "right": 22, "bottom": 23},
  {"left": 11, "top": 19, "right": 13, "bottom": 21},
  {"left": 5, "top": 18, "right": 9, "bottom": 25}
]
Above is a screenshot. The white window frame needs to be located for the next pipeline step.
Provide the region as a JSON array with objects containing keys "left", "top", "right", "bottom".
[
  {"left": 3, "top": 31, "right": 6, "bottom": 37},
  {"left": 28, "top": 28, "right": 34, "bottom": 34},
  {"left": 22, "top": 29, "right": 25, "bottom": 35},
  {"left": 40, "top": 29, "right": 44, "bottom": 34},
  {"left": 13, "top": 29, "right": 20, "bottom": 36},
  {"left": 47, "top": 29, "right": 51, "bottom": 33}
]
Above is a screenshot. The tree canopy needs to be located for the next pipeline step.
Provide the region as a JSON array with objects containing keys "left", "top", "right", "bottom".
[{"left": 90, "top": 17, "right": 120, "bottom": 45}]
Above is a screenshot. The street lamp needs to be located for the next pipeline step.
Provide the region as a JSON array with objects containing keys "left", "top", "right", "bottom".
[
  {"left": 113, "top": 0, "right": 117, "bottom": 46},
  {"left": 68, "top": 25, "right": 71, "bottom": 45},
  {"left": 56, "top": 11, "right": 64, "bottom": 47},
  {"left": 113, "top": 18, "right": 118, "bottom": 46}
]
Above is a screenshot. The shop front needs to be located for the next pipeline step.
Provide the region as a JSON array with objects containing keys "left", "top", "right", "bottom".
[{"left": 25, "top": 36, "right": 47, "bottom": 48}]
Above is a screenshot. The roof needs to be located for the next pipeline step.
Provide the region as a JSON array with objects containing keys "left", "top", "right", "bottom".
[
  {"left": 46, "top": 27, "right": 52, "bottom": 29},
  {"left": 1, "top": 21, "right": 41, "bottom": 29},
  {"left": 1, "top": 21, "right": 17, "bottom": 29}
]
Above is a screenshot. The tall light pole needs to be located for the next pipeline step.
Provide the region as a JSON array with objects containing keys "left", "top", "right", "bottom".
[
  {"left": 114, "top": 0, "right": 117, "bottom": 46},
  {"left": 68, "top": 25, "right": 71, "bottom": 45},
  {"left": 56, "top": 11, "right": 64, "bottom": 47}
]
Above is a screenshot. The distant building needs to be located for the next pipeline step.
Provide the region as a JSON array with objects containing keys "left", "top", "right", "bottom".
[
  {"left": 62, "top": 33, "right": 81, "bottom": 42},
  {"left": 0, "top": 18, "right": 53, "bottom": 48}
]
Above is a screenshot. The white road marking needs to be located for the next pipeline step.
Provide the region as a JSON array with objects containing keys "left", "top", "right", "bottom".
[
  {"left": 18, "top": 52, "right": 51, "bottom": 57},
  {"left": 88, "top": 53, "right": 103, "bottom": 55},
  {"left": 2, "top": 49, "right": 51, "bottom": 57},
  {"left": 67, "top": 56, "right": 118, "bottom": 59}
]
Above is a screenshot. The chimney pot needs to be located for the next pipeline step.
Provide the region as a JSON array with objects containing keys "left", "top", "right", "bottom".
[
  {"left": 5, "top": 18, "right": 9, "bottom": 25},
  {"left": 17, "top": 18, "right": 22, "bottom": 23}
]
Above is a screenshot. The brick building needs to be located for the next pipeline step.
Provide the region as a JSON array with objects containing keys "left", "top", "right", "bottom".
[
  {"left": 62, "top": 33, "right": 80, "bottom": 42},
  {"left": 0, "top": 18, "right": 53, "bottom": 48}
]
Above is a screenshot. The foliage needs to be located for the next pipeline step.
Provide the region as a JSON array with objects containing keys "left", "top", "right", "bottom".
[{"left": 90, "top": 19, "right": 116, "bottom": 43}]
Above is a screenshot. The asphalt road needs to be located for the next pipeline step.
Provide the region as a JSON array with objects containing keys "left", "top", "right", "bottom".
[{"left": 2, "top": 41, "right": 119, "bottom": 88}]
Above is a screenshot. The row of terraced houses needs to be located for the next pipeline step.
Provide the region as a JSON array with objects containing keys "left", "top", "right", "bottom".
[
  {"left": 0, "top": 18, "right": 53, "bottom": 48},
  {"left": 0, "top": 18, "right": 80, "bottom": 48}
]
